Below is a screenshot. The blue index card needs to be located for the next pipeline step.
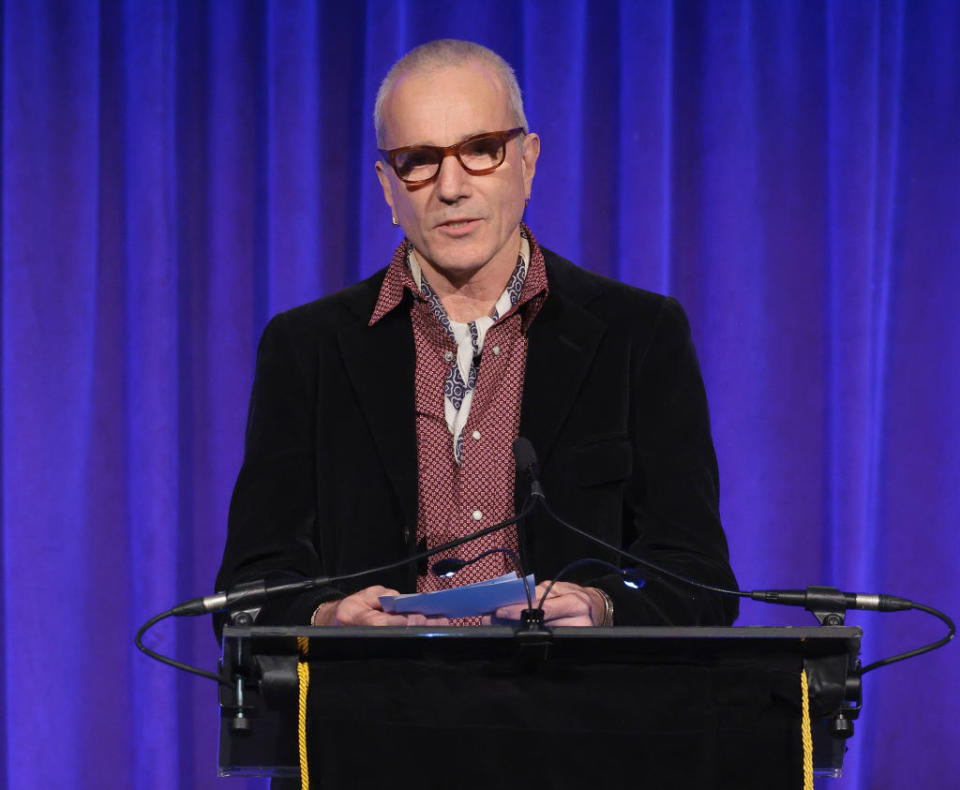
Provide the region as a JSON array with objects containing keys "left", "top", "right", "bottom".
[{"left": 378, "top": 572, "right": 535, "bottom": 618}]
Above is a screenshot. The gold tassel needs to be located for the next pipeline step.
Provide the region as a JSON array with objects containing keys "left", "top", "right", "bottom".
[
  {"left": 801, "top": 669, "right": 814, "bottom": 790},
  {"left": 297, "top": 636, "right": 311, "bottom": 790}
]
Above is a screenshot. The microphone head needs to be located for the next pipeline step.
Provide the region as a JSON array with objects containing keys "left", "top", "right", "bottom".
[
  {"left": 431, "top": 558, "right": 467, "bottom": 578},
  {"left": 622, "top": 569, "right": 646, "bottom": 590},
  {"left": 512, "top": 437, "right": 539, "bottom": 474}
]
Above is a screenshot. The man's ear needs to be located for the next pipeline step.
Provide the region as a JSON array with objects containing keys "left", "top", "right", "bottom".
[
  {"left": 375, "top": 160, "right": 396, "bottom": 216},
  {"left": 520, "top": 132, "right": 540, "bottom": 199}
]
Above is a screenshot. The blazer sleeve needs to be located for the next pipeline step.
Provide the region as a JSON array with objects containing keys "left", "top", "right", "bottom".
[{"left": 214, "top": 313, "right": 341, "bottom": 637}]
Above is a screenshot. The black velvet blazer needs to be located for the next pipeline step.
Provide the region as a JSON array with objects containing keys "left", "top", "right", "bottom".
[{"left": 216, "top": 247, "right": 739, "bottom": 631}]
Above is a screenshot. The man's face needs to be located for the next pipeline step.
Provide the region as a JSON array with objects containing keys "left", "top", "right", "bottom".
[{"left": 375, "top": 62, "right": 539, "bottom": 283}]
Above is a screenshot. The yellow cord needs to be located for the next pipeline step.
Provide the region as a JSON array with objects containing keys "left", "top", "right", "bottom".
[
  {"left": 800, "top": 669, "right": 814, "bottom": 790},
  {"left": 297, "top": 636, "right": 310, "bottom": 790},
  {"left": 297, "top": 635, "right": 310, "bottom": 656}
]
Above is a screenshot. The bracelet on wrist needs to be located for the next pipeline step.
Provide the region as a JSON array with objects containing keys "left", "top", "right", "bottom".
[{"left": 595, "top": 588, "right": 614, "bottom": 627}]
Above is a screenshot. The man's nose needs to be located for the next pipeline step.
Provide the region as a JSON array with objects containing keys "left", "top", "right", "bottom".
[{"left": 434, "top": 153, "right": 471, "bottom": 203}]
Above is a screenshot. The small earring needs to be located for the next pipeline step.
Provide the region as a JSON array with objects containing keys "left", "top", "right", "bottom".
[{"left": 392, "top": 214, "right": 399, "bottom": 226}]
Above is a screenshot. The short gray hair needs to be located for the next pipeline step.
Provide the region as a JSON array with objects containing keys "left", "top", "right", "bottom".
[{"left": 374, "top": 39, "right": 528, "bottom": 148}]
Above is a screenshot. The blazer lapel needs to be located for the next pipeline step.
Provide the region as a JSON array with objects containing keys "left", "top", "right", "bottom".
[
  {"left": 520, "top": 288, "right": 605, "bottom": 466},
  {"left": 337, "top": 304, "right": 419, "bottom": 533}
]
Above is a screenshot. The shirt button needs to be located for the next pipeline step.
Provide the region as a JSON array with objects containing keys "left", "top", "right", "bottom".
[
  {"left": 472, "top": 430, "right": 481, "bottom": 440},
  {"left": 492, "top": 345, "right": 500, "bottom": 356},
  {"left": 443, "top": 350, "right": 454, "bottom": 362},
  {"left": 472, "top": 510, "right": 483, "bottom": 521}
]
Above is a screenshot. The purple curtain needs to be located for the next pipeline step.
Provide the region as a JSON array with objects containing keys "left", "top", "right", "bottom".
[{"left": 2, "top": 1, "right": 957, "bottom": 787}]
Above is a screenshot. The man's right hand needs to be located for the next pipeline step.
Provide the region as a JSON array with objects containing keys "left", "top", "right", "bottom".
[{"left": 311, "top": 585, "right": 450, "bottom": 626}]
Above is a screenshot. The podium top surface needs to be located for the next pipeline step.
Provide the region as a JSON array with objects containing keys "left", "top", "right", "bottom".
[{"left": 222, "top": 624, "right": 862, "bottom": 662}]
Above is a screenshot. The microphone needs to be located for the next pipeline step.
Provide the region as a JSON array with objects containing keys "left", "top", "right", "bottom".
[
  {"left": 512, "top": 437, "right": 545, "bottom": 499},
  {"left": 750, "top": 585, "right": 912, "bottom": 625},
  {"left": 170, "top": 576, "right": 332, "bottom": 617}
]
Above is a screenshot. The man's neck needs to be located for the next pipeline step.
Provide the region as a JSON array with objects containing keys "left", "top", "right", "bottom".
[{"left": 415, "top": 231, "right": 522, "bottom": 323}]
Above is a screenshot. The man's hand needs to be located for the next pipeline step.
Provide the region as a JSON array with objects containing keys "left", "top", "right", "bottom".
[
  {"left": 489, "top": 580, "right": 606, "bottom": 626},
  {"left": 311, "top": 585, "right": 450, "bottom": 626}
]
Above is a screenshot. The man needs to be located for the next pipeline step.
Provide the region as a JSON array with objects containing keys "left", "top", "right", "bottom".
[{"left": 216, "top": 39, "right": 738, "bottom": 632}]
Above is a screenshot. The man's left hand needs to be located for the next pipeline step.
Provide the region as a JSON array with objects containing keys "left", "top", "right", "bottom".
[{"left": 488, "top": 580, "right": 606, "bottom": 626}]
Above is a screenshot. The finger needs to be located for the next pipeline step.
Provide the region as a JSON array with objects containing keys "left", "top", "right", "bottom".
[
  {"left": 493, "top": 604, "right": 525, "bottom": 620},
  {"left": 368, "top": 585, "right": 401, "bottom": 595},
  {"left": 533, "top": 581, "right": 583, "bottom": 607},
  {"left": 365, "top": 611, "right": 412, "bottom": 626},
  {"left": 499, "top": 586, "right": 588, "bottom": 617},
  {"left": 533, "top": 581, "right": 554, "bottom": 599},
  {"left": 537, "top": 581, "right": 583, "bottom": 599},
  {"left": 404, "top": 613, "right": 449, "bottom": 626},
  {"left": 337, "top": 596, "right": 403, "bottom": 625},
  {"left": 540, "top": 615, "right": 594, "bottom": 627},
  {"left": 359, "top": 586, "right": 400, "bottom": 604},
  {"left": 540, "top": 593, "right": 592, "bottom": 622}
]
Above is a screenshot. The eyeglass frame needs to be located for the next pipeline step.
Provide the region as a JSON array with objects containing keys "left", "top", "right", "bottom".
[{"left": 378, "top": 127, "right": 526, "bottom": 185}]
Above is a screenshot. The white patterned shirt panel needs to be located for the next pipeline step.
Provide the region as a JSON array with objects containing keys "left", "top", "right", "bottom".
[{"left": 408, "top": 236, "right": 531, "bottom": 463}]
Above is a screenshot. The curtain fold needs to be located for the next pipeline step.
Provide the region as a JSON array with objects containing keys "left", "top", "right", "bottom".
[{"left": 2, "top": 2, "right": 957, "bottom": 787}]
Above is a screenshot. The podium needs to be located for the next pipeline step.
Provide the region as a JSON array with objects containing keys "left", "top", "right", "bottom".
[{"left": 218, "top": 625, "right": 861, "bottom": 789}]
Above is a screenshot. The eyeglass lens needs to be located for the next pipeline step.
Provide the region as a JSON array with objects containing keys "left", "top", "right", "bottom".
[{"left": 394, "top": 135, "right": 506, "bottom": 182}]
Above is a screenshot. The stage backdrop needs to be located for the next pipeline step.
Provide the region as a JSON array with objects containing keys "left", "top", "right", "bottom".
[{"left": 2, "top": 1, "right": 957, "bottom": 787}]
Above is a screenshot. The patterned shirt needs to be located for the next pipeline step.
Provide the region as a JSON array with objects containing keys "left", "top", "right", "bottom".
[
  {"left": 409, "top": 240, "right": 530, "bottom": 462},
  {"left": 369, "top": 225, "right": 549, "bottom": 610}
]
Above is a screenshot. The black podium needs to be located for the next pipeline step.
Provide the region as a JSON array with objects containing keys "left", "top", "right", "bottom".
[{"left": 219, "top": 625, "right": 861, "bottom": 789}]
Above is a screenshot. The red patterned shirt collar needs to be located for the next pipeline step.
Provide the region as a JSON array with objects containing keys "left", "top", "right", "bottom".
[{"left": 369, "top": 223, "right": 549, "bottom": 330}]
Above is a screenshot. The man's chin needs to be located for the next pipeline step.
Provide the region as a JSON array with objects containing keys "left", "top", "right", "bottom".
[{"left": 417, "top": 242, "right": 494, "bottom": 281}]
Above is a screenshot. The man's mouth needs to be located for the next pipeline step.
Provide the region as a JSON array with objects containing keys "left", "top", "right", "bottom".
[{"left": 436, "top": 218, "right": 481, "bottom": 235}]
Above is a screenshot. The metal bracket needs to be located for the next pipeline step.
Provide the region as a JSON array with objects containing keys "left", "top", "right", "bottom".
[
  {"left": 221, "top": 634, "right": 257, "bottom": 736},
  {"left": 804, "top": 586, "right": 849, "bottom": 626}
]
